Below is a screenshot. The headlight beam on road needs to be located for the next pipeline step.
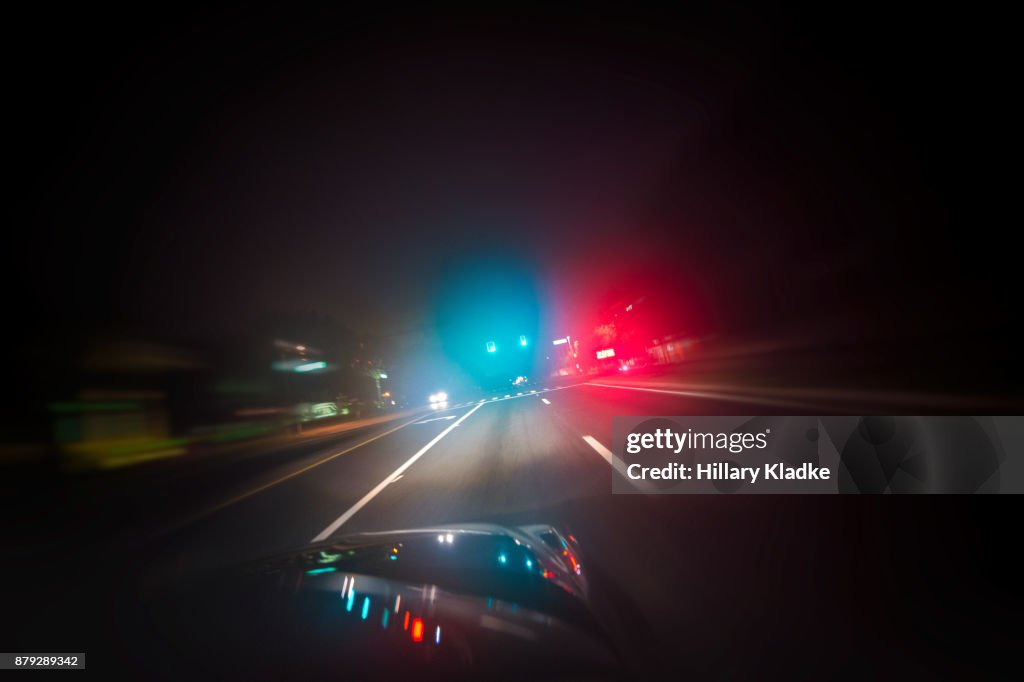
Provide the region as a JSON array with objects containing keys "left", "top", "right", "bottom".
[{"left": 311, "top": 401, "right": 487, "bottom": 542}]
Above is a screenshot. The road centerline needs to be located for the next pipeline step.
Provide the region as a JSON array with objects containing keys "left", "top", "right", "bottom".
[{"left": 311, "top": 400, "right": 486, "bottom": 542}]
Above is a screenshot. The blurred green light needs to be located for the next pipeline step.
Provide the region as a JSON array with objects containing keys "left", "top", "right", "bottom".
[
  {"left": 486, "top": 341, "right": 496, "bottom": 353},
  {"left": 295, "top": 361, "right": 327, "bottom": 373},
  {"left": 520, "top": 335, "right": 527, "bottom": 346}
]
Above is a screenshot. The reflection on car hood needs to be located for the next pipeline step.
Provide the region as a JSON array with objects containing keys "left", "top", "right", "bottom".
[
  {"left": 164, "top": 524, "right": 620, "bottom": 680},
  {"left": 267, "top": 523, "right": 589, "bottom": 602}
]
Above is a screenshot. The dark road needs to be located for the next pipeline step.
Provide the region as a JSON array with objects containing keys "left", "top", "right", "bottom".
[
  {"left": 156, "top": 382, "right": 797, "bottom": 568},
  {"left": 150, "top": 384, "right": 677, "bottom": 568},
  {"left": 5, "top": 384, "right": 1019, "bottom": 678}
]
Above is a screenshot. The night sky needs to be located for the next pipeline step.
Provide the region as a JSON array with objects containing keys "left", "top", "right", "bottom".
[{"left": 8, "top": 5, "right": 1019, "bottom": 388}]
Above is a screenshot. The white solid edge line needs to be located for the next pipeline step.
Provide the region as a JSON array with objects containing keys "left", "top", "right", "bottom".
[
  {"left": 585, "top": 376, "right": 839, "bottom": 409},
  {"left": 311, "top": 401, "right": 486, "bottom": 542},
  {"left": 541, "top": 398, "right": 551, "bottom": 405},
  {"left": 586, "top": 381, "right": 703, "bottom": 397},
  {"left": 201, "top": 413, "right": 427, "bottom": 516},
  {"left": 585, "top": 380, "right": 826, "bottom": 410}
]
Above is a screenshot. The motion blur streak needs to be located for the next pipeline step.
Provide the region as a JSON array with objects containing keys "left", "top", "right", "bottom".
[
  {"left": 192, "top": 414, "right": 427, "bottom": 523},
  {"left": 3, "top": 5, "right": 1021, "bottom": 679}
]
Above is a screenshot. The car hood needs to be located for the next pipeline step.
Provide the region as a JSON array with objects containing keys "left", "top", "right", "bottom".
[{"left": 154, "top": 524, "right": 621, "bottom": 680}]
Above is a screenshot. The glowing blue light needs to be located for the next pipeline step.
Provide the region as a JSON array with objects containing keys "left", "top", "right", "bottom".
[
  {"left": 435, "top": 625, "right": 442, "bottom": 644},
  {"left": 498, "top": 553, "right": 508, "bottom": 565},
  {"left": 486, "top": 341, "right": 496, "bottom": 353},
  {"left": 294, "top": 361, "right": 327, "bottom": 373},
  {"left": 346, "top": 589, "right": 356, "bottom": 612},
  {"left": 519, "top": 335, "right": 527, "bottom": 346},
  {"left": 306, "top": 567, "right": 337, "bottom": 575},
  {"left": 382, "top": 608, "right": 390, "bottom": 628},
  {"left": 525, "top": 559, "right": 532, "bottom": 569},
  {"left": 361, "top": 596, "right": 370, "bottom": 620}
]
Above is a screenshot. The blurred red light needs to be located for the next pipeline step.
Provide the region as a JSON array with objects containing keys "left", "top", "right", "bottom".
[
  {"left": 411, "top": 617, "right": 424, "bottom": 642},
  {"left": 403, "top": 611, "right": 410, "bottom": 630}
]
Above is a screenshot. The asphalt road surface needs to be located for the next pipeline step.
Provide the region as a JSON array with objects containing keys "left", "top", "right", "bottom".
[{"left": 3, "top": 383, "right": 1019, "bottom": 678}]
